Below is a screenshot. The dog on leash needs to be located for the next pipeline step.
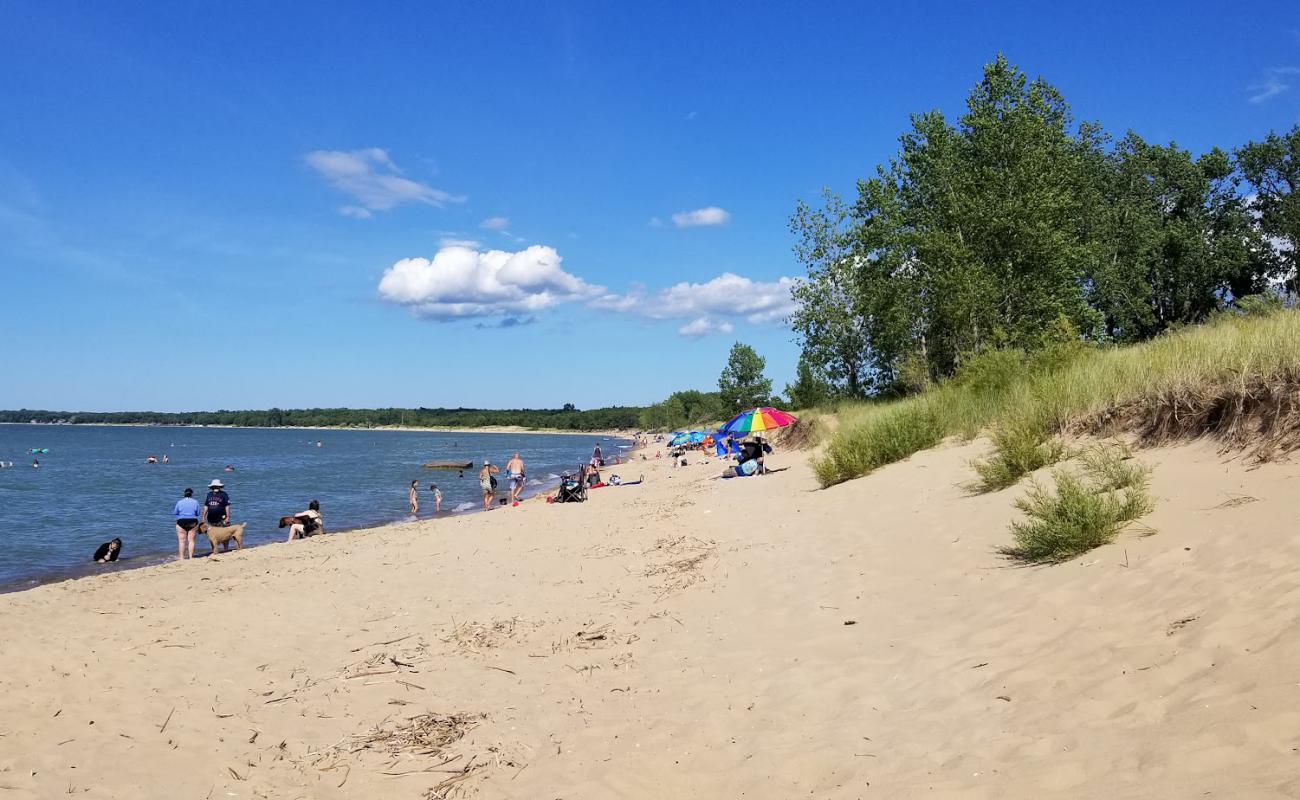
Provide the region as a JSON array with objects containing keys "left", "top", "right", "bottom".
[{"left": 201, "top": 522, "right": 246, "bottom": 555}]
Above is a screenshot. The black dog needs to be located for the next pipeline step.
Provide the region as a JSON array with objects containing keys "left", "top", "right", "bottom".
[{"left": 93, "top": 538, "right": 122, "bottom": 563}]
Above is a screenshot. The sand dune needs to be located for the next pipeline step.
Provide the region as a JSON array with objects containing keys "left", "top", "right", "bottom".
[{"left": 1, "top": 439, "right": 1298, "bottom": 798}]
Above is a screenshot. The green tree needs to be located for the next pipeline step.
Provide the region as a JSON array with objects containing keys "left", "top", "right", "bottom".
[
  {"left": 718, "top": 342, "right": 773, "bottom": 411},
  {"left": 785, "top": 355, "right": 834, "bottom": 409},
  {"left": 1237, "top": 125, "right": 1300, "bottom": 294}
]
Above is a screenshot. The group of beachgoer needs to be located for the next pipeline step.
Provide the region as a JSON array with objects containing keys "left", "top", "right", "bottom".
[{"left": 170, "top": 478, "right": 322, "bottom": 560}]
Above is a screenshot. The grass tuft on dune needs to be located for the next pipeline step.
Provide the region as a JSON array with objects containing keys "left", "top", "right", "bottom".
[{"left": 815, "top": 306, "right": 1300, "bottom": 489}]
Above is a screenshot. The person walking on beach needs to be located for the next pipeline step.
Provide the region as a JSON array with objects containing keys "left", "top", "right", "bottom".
[
  {"left": 409, "top": 479, "right": 420, "bottom": 516},
  {"left": 174, "top": 488, "right": 203, "bottom": 560},
  {"left": 506, "top": 452, "right": 526, "bottom": 506},
  {"left": 204, "top": 479, "right": 230, "bottom": 527},
  {"left": 479, "top": 460, "right": 500, "bottom": 510},
  {"left": 429, "top": 484, "right": 443, "bottom": 513},
  {"left": 592, "top": 442, "right": 603, "bottom": 467}
]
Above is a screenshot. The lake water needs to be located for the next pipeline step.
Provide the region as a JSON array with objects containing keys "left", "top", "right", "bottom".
[{"left": 0, "top": 424, "right": 632, "bottom": 589}]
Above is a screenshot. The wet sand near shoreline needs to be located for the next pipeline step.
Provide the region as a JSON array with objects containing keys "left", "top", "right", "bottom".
[{"left": 2, "top": 439, "right": 1300, "bottom": 798}]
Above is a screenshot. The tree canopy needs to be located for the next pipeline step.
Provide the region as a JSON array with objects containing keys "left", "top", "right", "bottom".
[
  {"left": 792, "top": 54, "right": 1285, "bottom": 397},
  {"left": 718, "top": 342, "right": 773, "bottom": 411}
]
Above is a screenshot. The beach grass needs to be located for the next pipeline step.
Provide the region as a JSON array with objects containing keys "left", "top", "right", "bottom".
[
  {"left": 815, "top": 307, "right": 1300, "bottom": 488},
  {"left": 999, "top": 444, "right": 1153, "bottom": 563}
]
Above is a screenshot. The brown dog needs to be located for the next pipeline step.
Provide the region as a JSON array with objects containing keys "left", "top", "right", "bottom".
[{"left": 201, "top": 522, "right": 246, "bottom": 555}]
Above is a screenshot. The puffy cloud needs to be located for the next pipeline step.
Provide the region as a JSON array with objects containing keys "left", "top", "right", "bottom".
[
  {"left": 305, "top": 148, "right": 462, "bottom": 215},
  {"left": 672, "top": 206, "right": 730, "bottom": 227},
  {"left": 594, "top": 272, "right": 797, "bottom": 337},
  {"left": 1249, "top": 67, "right": 1300, "bottom": 104},
  {"left": 479, "top": 216, "right": 511, "bottom": 231},
  {"left": 438, "top": 237, "right": 481, "bottom": 249},
  {"left": 377, "top": 244, "right": 601, "bottom": 321},
  {"left": 678, "top": 317, "right": 734, "bottom": 338}
]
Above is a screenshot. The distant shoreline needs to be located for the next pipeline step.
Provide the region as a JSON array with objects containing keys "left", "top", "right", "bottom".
[{"left": 0, "top": 421, "right": 634, "bottom": 437}]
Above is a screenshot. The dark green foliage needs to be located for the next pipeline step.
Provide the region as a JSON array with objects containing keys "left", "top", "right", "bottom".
[
  {"left": 717, "top": 342, "right": 773, "bottom": 412},
  {"left": 0, "top": 406, "right": 643, "bottom": 431},
  {"left": 637, "top": 390, "right": 728, "bottom": 431},
  {"left": 792, "top": 55, "right": 1287, "bottom": 398},
  {"left": 1237, "top": 126, "right": 1300, "bottom": 294},
  {"left": 785, "top": 355, "right": 834, "bottom": 409}
]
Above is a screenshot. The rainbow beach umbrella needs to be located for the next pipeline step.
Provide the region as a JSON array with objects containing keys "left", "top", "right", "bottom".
[{"left": 718, "top": 407, "right": 798, "bottom": 436}]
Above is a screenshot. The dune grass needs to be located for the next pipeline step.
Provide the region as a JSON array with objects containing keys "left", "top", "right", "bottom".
[
  {"left": 999, "top": 444, "right": 1153, "bottom": 564},
  {"left": 814, "top": 307, "right": 1300, "bottom": 489}
]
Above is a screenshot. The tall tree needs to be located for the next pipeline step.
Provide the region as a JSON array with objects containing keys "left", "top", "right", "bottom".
[
  {"left": 785, "top": 354, "right": 834, "bottom": 409},
  {"left": 1237, "top": 125, "right": 1300, "bottom": 294},
  {"left": 718, "top": 342, "right": 773, "bottom": 411}
]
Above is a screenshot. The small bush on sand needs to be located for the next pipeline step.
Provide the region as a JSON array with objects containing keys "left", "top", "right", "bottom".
[
  {"left": 968, "top": 412, "right": 1066, "bottom": 493},
  {"left": 1000, "top": 445, "right": 1153, "bottom": 564}
]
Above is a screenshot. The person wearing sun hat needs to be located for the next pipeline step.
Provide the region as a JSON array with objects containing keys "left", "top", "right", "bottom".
[
  {"left": 478, "top": 459, "right": 499, "bottom": 511},
  {"left": 204, "top": 478, "right": 231, "bottom": 528}
]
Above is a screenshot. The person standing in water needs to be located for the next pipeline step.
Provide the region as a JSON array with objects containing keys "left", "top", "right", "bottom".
[
  {"left": 409, "top": 479, "right": 420, "bottom": 515},
  {"left": 505, "top": 452, "right": 526, "bottom": 506},
  {"left": 204, "top": 479, "right": 230, "bottom": 528},
  {"left": 429, "top": 484, "right": 443, "bottom": 513},
  {"left": 479, "top": 460, "right": 500, "bottom": 510},
  {"left": 592, "top": 441, "right": 603, "bottom": 467},
  {"left": 174, "top": 488, "right": 203, "bottom": 560}
]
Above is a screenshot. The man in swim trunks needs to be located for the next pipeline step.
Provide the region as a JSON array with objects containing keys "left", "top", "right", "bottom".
[
  {"left": 479, "top": 460, "right": 500, "bottom": 510},
  {"left": 174, "top": 488, "right": 203, "bottom": 560},
  {"left": 505, "top": 452, "right": 525, "bottom": 506}
]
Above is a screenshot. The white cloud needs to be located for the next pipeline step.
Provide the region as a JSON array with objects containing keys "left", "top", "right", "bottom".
[
  {"left": 594, "top": 272, "right": 797, "bottom": 337},
  {"left": 480, "top": 216, "right": 511, "bottom": 231},
  {"left": 305, "top": 148, "right": 462, "bottom": 215},
  {"left": 1249, "top": 67, "right": 1300, "bottom": 103},
  {"left": 377, "top": 244, "right": 602, "bottom": 322},
  {"left": 678, "top": 317, "right": 733, "bottom": 338},
  {"left": 439, "top": 237, "right": 481, "bottom": 249},
  {"left": 672, "top": 206, "right": 730, "bottom": 227}
]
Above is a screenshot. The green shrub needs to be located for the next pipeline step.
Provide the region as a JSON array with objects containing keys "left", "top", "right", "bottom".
[
  {"left": 968, "top": 413, "right": 1065, "bottom": 493},
  {"left": 813, "top": 400, "right": 944, "bottom": 486},
  {"left": 1000, "top": 445, "right": 1153, "bottom": 564}
]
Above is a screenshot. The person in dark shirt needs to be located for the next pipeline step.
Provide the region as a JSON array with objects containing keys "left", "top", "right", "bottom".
[
  {"left": 93, "top": 538, "right": 122, "bottom": 563},
  {"left": 205, "top": 479, "right": 231, "bottom": 527}
]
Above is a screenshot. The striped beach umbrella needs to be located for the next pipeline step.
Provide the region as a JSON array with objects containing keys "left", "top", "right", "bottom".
[{"left": 718, "top": 407, "right": 798, "bottom": 436}]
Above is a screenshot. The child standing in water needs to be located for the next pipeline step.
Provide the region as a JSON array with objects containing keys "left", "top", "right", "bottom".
[
  {"left": 429, "top": 484, "right": 443, "bottom": 514},
  {"left": 409, "top": 479, "right": 420, "bottom": 516}
]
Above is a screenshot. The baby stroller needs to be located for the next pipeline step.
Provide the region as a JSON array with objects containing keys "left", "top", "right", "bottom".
[{"left": 555, "top": 466, "right": 589, "bottom": 503}]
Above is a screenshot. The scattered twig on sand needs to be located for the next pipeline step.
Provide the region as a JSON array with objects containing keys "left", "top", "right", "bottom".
[
  {"left": 227, "top": 767, "right": 245, "bottom": 781},
  {"left": 1205, "top": 494, "right": 1259, "bottom": 510},
  {"left": 389, "top": 657, "right": 415, "bottom": 669},
  {"left": 484, "top": 666, "right": 516, "bottom": 676},
  {"left": 346, "top": 669, "right": 400, "bottom": 680},
  {"left": 351, "top": 634, "right": 413, "bottom": 653},
  {"left": 1167, "top": 615, "right": 1199, "bottom": 636},
  {"left": 158, "top": 707, "right": 175, "bottom": 734},
  {"left": 396, "top": 679, "right": 426, "bottom": 691},
  {"left": 970, "top": 662, "right": 989, "bottom": 669}
]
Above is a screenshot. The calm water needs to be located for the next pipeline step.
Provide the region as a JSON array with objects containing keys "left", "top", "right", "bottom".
[{"left": 0, "top": 424, "right": 631, "bottom": 589}]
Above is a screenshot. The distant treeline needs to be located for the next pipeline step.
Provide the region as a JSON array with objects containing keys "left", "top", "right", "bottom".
[{"left": 0, "top": 405, "right": 643, "bottom": 431}]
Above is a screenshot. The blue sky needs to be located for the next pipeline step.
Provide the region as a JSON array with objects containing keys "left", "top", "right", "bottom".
[{"left": 2, "top": 1, "right": 1298, "bottom": 412}]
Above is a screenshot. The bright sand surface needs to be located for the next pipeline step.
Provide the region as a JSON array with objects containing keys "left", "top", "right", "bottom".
[{"left": 3, "top": 438, "right": 1300, "bottom": 798}]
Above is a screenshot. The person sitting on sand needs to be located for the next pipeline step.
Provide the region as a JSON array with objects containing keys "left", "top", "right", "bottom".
[
  {"left": 479, "top": 460, "right": 500, "bottom": 510},
  {"left": 285, "top": 500, "right": 324, "bottom": 540},
  {"left": 409, "top": 479, "right": 420, "bottom": 516},
  {"left": 173, "top": 488, "right": 203, "bottom": 560},
  {"left": 429, "top": 484, "right": 443, "bottom": 513},
  {"left": 506, "top": 452, "right": 526, "bottom": 506}
]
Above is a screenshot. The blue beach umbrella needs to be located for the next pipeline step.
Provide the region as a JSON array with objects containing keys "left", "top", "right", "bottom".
[{"left": 668, "top": 431, "right": 705, "bottom": 447}]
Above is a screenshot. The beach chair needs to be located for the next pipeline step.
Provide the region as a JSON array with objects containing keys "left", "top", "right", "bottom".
[{"left": 555, "top": 467, "right": 588, "bottom": 503}]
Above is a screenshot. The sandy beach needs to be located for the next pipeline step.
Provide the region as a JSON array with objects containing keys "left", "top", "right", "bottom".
[{"left": 3, "top": 437, "right": 1299, "bottom": 798}]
